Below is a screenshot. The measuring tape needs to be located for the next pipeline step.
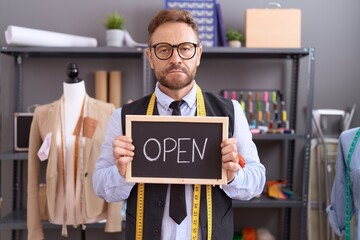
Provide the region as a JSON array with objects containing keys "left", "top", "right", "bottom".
[
  {"left": 134, "top": 93, "right": 156, "bottom": 240},
  {"left": 345, "top": 128, "right": 360, "bottom": 240},
  {"left": 206, "top": 185, "right": 212, "bottom": 239},
  {"left": 191, "top": 184, "right": 201, "bottom": 240},
  {"left": 195, "top": 85, "right": 213, "bottom": 240},
  {"left": 134, "top": 84, "right": 213, "bottom": 240},
  {"left": 135, "top": 183, "right": 145, "bottom": 239}
]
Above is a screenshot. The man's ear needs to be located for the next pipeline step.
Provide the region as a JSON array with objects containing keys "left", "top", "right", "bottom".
[
  {"left": 145, "top": 48, "right": 155, "bottom": 69},
  {"left": 196, "top": 46, "right": 203, "bottom": 67}
]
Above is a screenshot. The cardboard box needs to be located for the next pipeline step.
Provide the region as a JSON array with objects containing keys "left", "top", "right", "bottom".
[{"left": 245, "top": 9, "right": 301, "bottom": 48}]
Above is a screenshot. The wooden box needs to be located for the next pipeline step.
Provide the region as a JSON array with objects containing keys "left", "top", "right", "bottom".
[{"left": 245, "top": 9, "right": 301, "bottom": 48}]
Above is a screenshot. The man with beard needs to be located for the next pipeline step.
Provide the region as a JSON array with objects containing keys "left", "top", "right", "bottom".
[{"left": 93, "top": 9, "right": 265, "bottom": 240}]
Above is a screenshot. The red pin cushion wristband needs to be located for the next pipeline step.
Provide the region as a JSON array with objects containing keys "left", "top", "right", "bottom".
[
  {"left": 238, "top": 153, "right": 245, "bottom": 168},
  {"left": 227, "top": 153, "right": 246, "bottom": 185}
]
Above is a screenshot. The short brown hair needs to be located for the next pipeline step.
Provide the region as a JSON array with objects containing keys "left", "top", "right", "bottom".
[{"left": 147, "top": 9, "right": 200, "bottom": 46}]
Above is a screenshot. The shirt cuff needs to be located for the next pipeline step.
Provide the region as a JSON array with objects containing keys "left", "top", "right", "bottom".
[
  {"left": 222, "top": 168, "right": 244, "bottom": 190},
  {"left": 111, "top": 166, "right": 135, "bottom": 187}
]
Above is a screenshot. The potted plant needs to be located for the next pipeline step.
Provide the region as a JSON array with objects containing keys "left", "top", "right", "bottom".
[
  {"left": 226, "top": 29, "right": 243, "bottom": 48},
  {"left": 103, "top": 12, "right": 126, "bottom": 47}
]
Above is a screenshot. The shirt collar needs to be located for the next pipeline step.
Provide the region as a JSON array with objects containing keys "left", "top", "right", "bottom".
[{"left": 155, "top": 81, "right": 197, "bottom": 111}]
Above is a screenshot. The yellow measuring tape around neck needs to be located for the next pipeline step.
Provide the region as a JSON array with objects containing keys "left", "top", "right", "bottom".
[{"left": 135, "top": 84, "right": 212, "bottom": 240}]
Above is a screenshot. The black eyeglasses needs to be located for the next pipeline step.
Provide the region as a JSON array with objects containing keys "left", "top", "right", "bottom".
[{"left": 151, "top": 42, "right": 198, "bottom": 60}]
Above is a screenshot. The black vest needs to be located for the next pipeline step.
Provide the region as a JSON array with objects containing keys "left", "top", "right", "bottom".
[{"left": 121, "top": 91, "right": 235, "bottom": 240}]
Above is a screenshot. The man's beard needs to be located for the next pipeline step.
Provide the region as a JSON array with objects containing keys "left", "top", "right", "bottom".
[{"left": 155, "top": 64, "right": 196, "bottom": 90}]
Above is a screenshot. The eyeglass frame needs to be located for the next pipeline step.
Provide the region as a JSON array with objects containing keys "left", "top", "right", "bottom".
[{"left": 150, "top": 42, "right": 199, "bottom": 60}]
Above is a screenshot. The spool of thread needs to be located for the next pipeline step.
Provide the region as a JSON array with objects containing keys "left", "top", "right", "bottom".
[
  {"left": 263, "top": 91, "right": 268, "bottom": 102},
  {"left": 231, "top": 91, "right": 236, "bottom": 100},
  {"left": 223, "top": 90, "right": 228, "bottom": 99}
]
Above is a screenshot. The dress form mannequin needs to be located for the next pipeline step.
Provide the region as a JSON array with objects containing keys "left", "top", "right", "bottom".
[
  {"left": 55, "top": 63, "right": 89, "bottom": 227},
  {"left": 63, "top": 62, "right": 86, "bottom": 137},
  {"left": 27, "top": 63, "right": 121, "bottom": 239}
]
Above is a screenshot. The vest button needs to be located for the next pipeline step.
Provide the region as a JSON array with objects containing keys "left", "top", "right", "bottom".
[
  {"left": 157, "top": 201, "right": 164, "bottom": 207},
  {"left": 153, "top": 228, "right": 159, "bottom": 235}
]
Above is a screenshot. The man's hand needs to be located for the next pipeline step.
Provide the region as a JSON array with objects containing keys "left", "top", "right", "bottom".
[
  {"left": 113, "top": 135, "right": 135, "bottom": 177},
  {"left": 221, "top": 138, "right": 241, "bottom": 183}
]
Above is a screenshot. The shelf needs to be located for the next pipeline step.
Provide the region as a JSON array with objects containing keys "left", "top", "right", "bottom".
[
  {"left": 202, "top": 47, "right": 311, "bottom": 59},
  {"left": 0, "top": 45, "right": 315, "bottom": 239},
  {"left": 0, "top": 46, "right": 144, "bottom": 58},
  {"left": 0, "top": 209, "right": 110, "bottom": 230},
  {"left": 252, "top": 133, "right": 307, "bottom": 141},
  {"left": 0, "top": 196, "right": 301, "bottom": 230},
  {"left": 0, "top": 46, "right": 311, "bottom": 59},
  {"left": 0, "top": 151, "right": 27, "bottom": 161},
  {"left": 232, "top": 194, "right": 302, "bottom": 208},
  {"left": 0, "top": 209, "right": 28, "bottom": 230}
]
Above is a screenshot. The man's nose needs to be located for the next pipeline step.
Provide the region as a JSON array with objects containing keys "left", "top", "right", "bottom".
[{"left": 169, "top": 47, "right": 182, "bottom": 62}]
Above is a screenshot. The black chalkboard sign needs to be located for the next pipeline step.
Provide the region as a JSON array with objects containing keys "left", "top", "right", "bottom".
[{"left": 125, "top": 115, "right": 228, "bottom": 185}]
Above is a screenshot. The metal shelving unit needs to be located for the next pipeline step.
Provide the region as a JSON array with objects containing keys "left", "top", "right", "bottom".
[{"left": 0, "top": 46, "right": 315, "bottom": 240}]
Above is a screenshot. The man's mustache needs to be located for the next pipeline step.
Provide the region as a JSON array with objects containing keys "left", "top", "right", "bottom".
[{"left": 166, "top": 65, "right": 186, "bottom": 73}]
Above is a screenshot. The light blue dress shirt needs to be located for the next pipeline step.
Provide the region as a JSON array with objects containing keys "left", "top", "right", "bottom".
[
  {"left": 93, "top": 82, "right": 266, "bottom": 240},
  {"left": 327, "top": 127, "right": 360, "bottom": 240}
]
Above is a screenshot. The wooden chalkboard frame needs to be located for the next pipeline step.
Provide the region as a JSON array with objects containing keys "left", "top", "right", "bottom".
[{"left": 125, "top": 115, "right": 228, "bottom": 185}]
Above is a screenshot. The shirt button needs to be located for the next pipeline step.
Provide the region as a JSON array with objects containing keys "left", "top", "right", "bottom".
[
  {"left": 157, "top": 201, "right": 164, "bottom": 207},
  {"left": 153, "top": 229, "right": 159, "bottom": 235},
  {"left": 84, "top": 172, "right": 88, "bottom": 177}
]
